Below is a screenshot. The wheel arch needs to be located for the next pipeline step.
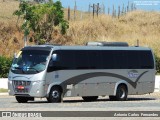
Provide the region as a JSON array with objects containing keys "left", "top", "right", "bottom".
[
  {"left": 113, "top": 81, "right": 128, "bottom": 96},
  {"left": 47, "top": 84, "right": 63, "bottom": 97}
]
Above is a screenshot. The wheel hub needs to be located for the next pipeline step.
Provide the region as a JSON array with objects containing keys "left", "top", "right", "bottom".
[{"left": 52, "top": 90, "right": 59, "bottom": 98}]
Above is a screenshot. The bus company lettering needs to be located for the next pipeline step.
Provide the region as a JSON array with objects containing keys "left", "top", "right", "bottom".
[{"left": 128, "top": 70, "right": 139, "bottom": 78}]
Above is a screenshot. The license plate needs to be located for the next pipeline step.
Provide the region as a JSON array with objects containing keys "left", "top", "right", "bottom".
[{"left": 17, "top": 86, "right": 25, "bottom": 90}]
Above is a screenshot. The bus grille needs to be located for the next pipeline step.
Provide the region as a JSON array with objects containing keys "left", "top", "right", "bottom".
[{"left": 13, "top": 81, "right": 31, "bottom": 93}]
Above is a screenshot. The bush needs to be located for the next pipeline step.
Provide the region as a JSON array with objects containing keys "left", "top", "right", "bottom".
[
  {"left": 0, "top": 56, "right": 12, "bottom": 78},
  {"left": 155, "top": 54, "right": 160, "bottom": 74}
]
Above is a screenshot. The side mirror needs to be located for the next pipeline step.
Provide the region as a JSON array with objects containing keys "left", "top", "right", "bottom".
[
  {"left": 48, "top": 54, "right": 58, "bottom": 67},
  {"left": 48, "top": 54, "right": 58, "bottom": 71},
  {"left": 52, "top": 54, "right": 58, "bottom": 61}
]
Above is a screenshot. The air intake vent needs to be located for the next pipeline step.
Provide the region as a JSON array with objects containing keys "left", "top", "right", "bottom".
[{"left": 86, "top": 42, "right": 129, "bottom": 47}]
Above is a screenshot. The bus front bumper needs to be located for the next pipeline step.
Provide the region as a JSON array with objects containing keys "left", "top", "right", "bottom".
[{"left": 8, "top": 80, "right": 47, "bottom": 97}]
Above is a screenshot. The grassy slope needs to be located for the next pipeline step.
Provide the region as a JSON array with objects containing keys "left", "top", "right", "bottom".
[
  {"left": 0, "top": 0, "right": 23, "bottom": 57},
  {"left": 0, "top": 0, "right": 18, "bottom": 23},
  {"left": 68, "top": 12, "right": 160, "bottom": 54},
  {"left": 0, "top": 0, "right": 160, "bottom": 57}
]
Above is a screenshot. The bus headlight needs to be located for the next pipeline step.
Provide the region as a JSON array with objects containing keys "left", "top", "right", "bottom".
[
  {"left": 32, "top": 82, "right": 37, "bottom": 86},
  {"left": 32, "top": 81, "right": 43, "bottom": 86}
]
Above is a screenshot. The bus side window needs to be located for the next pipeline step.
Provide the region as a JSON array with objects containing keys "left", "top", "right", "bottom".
[
  {"left": 48, "top": 50, "right": 75, "bottom": 72},
  {"left": 139, "top": 51, "right": 154, "bottom": 69},
  {"left": 102, "top": 50, "right": 115, "bottom": 69},
  {"left": 127, "top": 51, "right": 140, "bottom": 69},
  {"left": 88, "top": 51, "right": 103, "bottom": 69},
  {"left": 75, "top": 50, "right": 90, "bottom": 69}
]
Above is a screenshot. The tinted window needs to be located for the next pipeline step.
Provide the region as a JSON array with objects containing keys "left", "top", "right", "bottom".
[
  {"left": 100, "top": 50, "right": 153, "bottom": 69},
  {"left": 88, "top": 51, "right": 103, "bottom": 69},
  {"left": 139, "top": 51, "right": 154, "bottom": 69},
  {"left": 48, "top": 49, "right": 154, "bottom": 71},
  {"left": 75, "top": 51, "right": 90, "bottom": 69},
  {"left": 52, "top": 50, "right": 75, "bottom": 70},
  {"left": 101, "top": 51, "right": 115, "bottom": 69},
  {"left": 114, "top": 51, "right": 128, "bottom": 69},
  {"left": 127, "top": 51, "right": 140, "bottom": 69}
]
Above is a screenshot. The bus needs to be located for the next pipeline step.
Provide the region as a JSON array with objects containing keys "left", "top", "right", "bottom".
[{"left": 8, "top": 42, "right": 156, "bottom": 103}]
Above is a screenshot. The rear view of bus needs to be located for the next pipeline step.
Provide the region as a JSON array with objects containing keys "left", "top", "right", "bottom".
[{"left": 8, "top": 43, "right": 156, "bottom": 103}]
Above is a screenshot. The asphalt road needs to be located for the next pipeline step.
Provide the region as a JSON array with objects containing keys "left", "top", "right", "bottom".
[{"left": 0, "top": 92, "right": 160, "bottom": 120}]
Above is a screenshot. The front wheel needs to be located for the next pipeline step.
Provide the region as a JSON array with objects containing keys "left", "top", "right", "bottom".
[{"left": 47, "top": 87, "right": 62, "bottom": 103}]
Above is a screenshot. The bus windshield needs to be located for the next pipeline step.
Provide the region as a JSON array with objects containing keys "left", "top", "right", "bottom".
[{"left": 11, "top": 50, "right": 50, "bottom": 74}]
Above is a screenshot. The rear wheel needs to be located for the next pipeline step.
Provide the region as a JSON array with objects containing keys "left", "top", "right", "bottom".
[
  {"left": 47, "top": 86, "right": 62, "bottom": 103},
  {"left": 15, "top": 96, "right": 34, "bottom": 103},
  {"left": 82, "top": 96, "right": 98, "bottom": 102},
  {"left": 109, "top": 84, "right": 128, "bottom": 101}
]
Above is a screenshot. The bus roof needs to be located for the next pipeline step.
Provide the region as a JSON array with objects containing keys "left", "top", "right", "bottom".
[{"left": 22, "top": 45, "right": 152, "bottom": 51}]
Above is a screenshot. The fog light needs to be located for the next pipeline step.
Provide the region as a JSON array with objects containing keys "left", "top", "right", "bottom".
[{"left": 37, "top": 90, "right": 39, "bottom": 94}]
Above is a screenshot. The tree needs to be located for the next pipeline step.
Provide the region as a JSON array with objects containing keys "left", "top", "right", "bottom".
[{"left": 13, "top": 0, "right": 69, "bottom": 44}]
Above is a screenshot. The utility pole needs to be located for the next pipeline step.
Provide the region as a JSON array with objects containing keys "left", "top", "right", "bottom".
[
  {"left": 122, "top": 4, "right": 124, "bottom": 15},
  {"left": 24, "top": 10, "right": 27, "bottom": 47},
  {"left": 112, "top": 5, "right": 115, "bottom": 17},
  {"left": 102, "top": 3, "right": 105, "bottom": 14},
  {"left": 81, "top": 7, "right": 83, "bottom": 20},
  {"left": 118, "top": 6, "right": 120, "bottom": 19},
  {"left": 88, "top": 4, "right": 91, "bottom": 17},
  {"left": 96, "top": 3, "right": 99, "bottom": 17},
  {"left": 93, "top": 4, "right": 95, "bottom": 19},
  {"left": 127, "top": 1, "right": 130, "bottom": 12},
  {"left": 74, "top": 0, "right": 77, "bottom": 20},
  {"left": 108, "top": 7, "right": 110, "bottom": 15},
  {"left": 68, "top": 6, "right": 70, "bottom": 21}
]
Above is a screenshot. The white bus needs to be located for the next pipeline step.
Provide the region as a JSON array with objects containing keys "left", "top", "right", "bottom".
[{"left": 8, "top": 42, "right": 156, "bottom": 103}]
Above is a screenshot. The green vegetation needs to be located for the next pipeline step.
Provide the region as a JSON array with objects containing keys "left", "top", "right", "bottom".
[
  {"left": 0, "top": 56, "right": 12, "bottom": 78},
  {"left": 155, "top": 54, "right": 160, "bottom": 74},
  {"left": 0, "top": 88, "right": 8, "bottom": 93},
  {"left": 13, "top": 0, "right": 68, "bottom": 44}
]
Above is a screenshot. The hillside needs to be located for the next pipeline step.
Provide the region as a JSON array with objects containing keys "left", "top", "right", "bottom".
[
  {"left": 68, "top": 11, "right": 160, "bottom": 52},
  {"left": 0, "top": 0, "right": 160, "bottom": 57}
]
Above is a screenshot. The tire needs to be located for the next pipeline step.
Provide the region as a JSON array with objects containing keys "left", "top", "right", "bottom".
[
  {"left": 112, "top": 84, "right": 128, "bottom": 101},
  {"left": 47, "top": 87, "right": 62, "bottom": 103},
  {"left": 82, "top": 96, "right": 98, "bottom": 102},
  {"left": 15, "top": 96, "right": 29, "bottom": 103}
]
